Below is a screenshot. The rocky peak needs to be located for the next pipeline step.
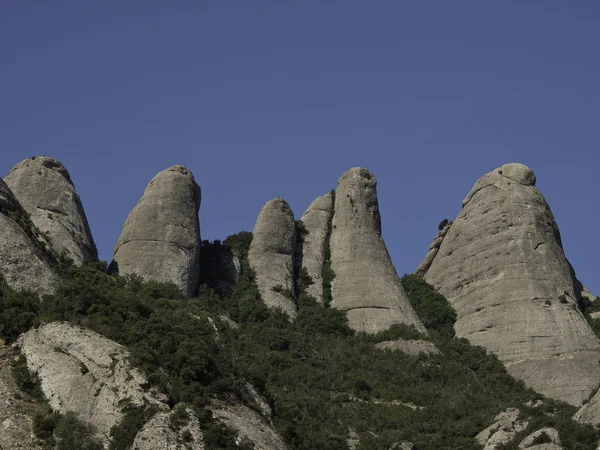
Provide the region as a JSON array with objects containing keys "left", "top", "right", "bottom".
[
  {"left": 111, "top": 165, "right": 201, "bottom": 297},
  {"left": 423, "top": 163, "right": 600, "bottom": 406},
  {"left": 329, "top": 168, "right": 426, "bottom": 334},
  {"left": 248, "top": 197, "right": 297, "bottom": 319},
  {"left": 300, "top": 192, "right": 334, "bottom": 304},
  {"left": 5, "top": 156, "right": 98, "bottom": 265},
  {"left": 0, "top": 178, "right": 59, "bottom": 295}
]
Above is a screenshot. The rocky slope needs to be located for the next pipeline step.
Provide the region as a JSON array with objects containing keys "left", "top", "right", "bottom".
[
  {"left": 0, "top": 178, "right": 59, "bottom": 295},
  {"left": 300, "top": 192, "right": 333, "bottom": 304},
  {"left": 18, "top": 322, "right": 166, "bottom": 443},
  {"left": 330, "top": 168, "right": 426, "bottom": 334},
  {"left": 248, "top": 197, "right": 297, "bottom": 319},
  {"left": 0, "top": 340, "right": 42, "bottom": 450},
  {"left": 111, "top": 166, "right": 201, "bottom": 297},
  {"left": 5, "top": 156, "right": 97, "bottom": 265},
  {"left": 421, "top": 163, "right": 600, "bottom": 406}
]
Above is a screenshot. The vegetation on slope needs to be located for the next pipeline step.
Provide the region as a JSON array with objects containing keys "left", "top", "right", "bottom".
[{"left": 1, "top": 233, "right": 599, "bottom": 449}]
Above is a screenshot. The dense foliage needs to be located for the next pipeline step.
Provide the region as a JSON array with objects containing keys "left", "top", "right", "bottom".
[{"left": 1, "top": 233, "right": 599, "bottom": 449}]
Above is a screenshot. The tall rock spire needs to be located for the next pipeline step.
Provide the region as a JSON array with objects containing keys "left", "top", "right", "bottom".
[
  {"left": 5, "top": 156, "right": 98, "bottom": 265},
  {"left": 300, "top": 192, "right": 333, "bottom": 304},
  {"left": 111, "top": 166, "right": 201, "bottom": 297},
  {"left": 423, "top": 163, "right": 600, "bottom": 406},
  {"left": 329, "top": 168, "right": 426, "bottom": 334},
  {"left": 248, "top": 197, "right": 297, "bottom": 319}
]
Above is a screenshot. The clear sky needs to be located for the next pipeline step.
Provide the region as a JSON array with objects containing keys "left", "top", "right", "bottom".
[{"left": 1, "top": 2, "right": 599, "bottom": 293}]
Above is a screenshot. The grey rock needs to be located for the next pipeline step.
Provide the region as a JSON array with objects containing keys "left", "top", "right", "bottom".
[
  {"left": 248, "top": 198, "right": 297, "bottom": 319},
  {"left": 574, "top": 388, "right": 600, "bottom": 426},
  {"left": 415, "top": 222, "right": 452, "bottom": 277},
  {"left": 211, "top": 399, "right": 288, "bottom": 450},
  {"left": 5, "top": 156, "right": 97, "bottom": 265},
  {"left": 0, "top": 340, "right": 43, "bottom": 450},
  {"left": 0, "top": 178, "right": 59, "bottom": 295},
  {"left": 476, "top": 408, "right": 528, "bottom": 450},
  {"left": 375, "top": 339, "right": 440, "bottom": 356},
  {"left": 133, "top": 407, "right": 204, "bottom": 450},
  {"left": 589, "top": 312, "right": 600, "bottom": 320},
  {"left": 112, "top": 166, "right": 201, "bottom": 297},
  {"left": 18, "top": 322, "right": 166, "bottom": 443},
  {"left": 518, "top": 428, "right": 561, "bottom": 449},
  {"left": 423, "top": 163, "right": 600, "bottom": 406},
  {"left": 300, "top": 192, "right": 333, "bottom": 304},
  {"left": 330, "top": 168, "right": 426, "bottom": 334}
]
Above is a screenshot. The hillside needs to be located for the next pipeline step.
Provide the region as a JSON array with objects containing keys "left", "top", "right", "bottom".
[{"left": 0, "top": 157, "right": 599, "bottom": 449}]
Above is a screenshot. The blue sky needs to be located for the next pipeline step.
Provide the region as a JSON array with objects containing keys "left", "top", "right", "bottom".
[{"left": 1, "top": 2, "right": 599, "bottom": 293}]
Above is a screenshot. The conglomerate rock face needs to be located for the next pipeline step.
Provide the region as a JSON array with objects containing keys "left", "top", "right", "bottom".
[
  {"left": 248, "top": 198, "right": 297, "bottom": 319},
  {"left": 111, "top": 166, "right": 201, "bottom": 297},
  {"left": 300, "top": 192, "right": 333, "bottom": 304},
  {"left": 0, "top": 178, "right": 59, "bottom": 295},
  {"left": 18, "top": 322, "right": 167, "bottom": 444},
  {"left": 329, "top": 168, "right": 426, "bottom": 334},
  {"left": 422, "top": 163, "right": 600, "bottom": 406},
  {"left": 5, "top": 156, "right": 98, "bottom": 265}
]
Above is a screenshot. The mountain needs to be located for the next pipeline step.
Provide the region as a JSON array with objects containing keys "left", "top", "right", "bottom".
[{"left": 1, "top": 159, "right": 599, "bottom": 450}]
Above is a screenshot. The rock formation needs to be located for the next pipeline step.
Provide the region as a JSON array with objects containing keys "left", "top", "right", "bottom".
[
  {"left": 248, "top": 198, "right": 297, "bottom": 319},
  {"left": 0, "top": 340, "right": 43, "bottom": 449},
  {"left": 133, "top": 407, "right": 205, "bottom": 450},
  {"left": 300, "top": 192, "right": 333, "bottom": 304},
  {"left": 111, "top": 166, "right": 201, "bottom": 297},
  {"left": 475, "top": 408, "right": 528, "bottom": 450},
  {"left": 5, "top": 156, "right": 97, "bottom": 265},
  {"left": 415, "top": 222, "right": 451, "bottom": 277},
  {"left": 0, "top": 178, "right": 59, "bottom": 294},
  {"left": 422, "top": 163, "right": 600, "bottom": 406},
  {"left": 518, "top": 428, "right": 562, "bottom": 449},
  {"left": 329, "top": 168, "right": 426, "bottom": 334},
  {"left": 211, "top": 400, "right": 288, "bottom": 450},
  {"left": 18, "top": 322, "right": 166, "bottom": 443}
]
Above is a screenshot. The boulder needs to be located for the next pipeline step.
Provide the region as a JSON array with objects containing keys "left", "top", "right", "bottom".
[
  {"left": 0, "top": 178, "right": 59, "bottom": 295},
  {"left": 18, "top": 322, "right": 166, "bottom": 443},
  {"left": 300, "top": 192, "right": 333, "bottom": 304},
  {"left": 423, "top": 163, "right": 600, "bottom": 406},
  {"left": 476, "top": 408, "right": 528, "bottom": 450},
  {"left": 133, "top": 407, "right": 204, "bottom": 450},
  {"left": 375, "top": 339, "right": 440, "bottom": 356},
  {"left": 111, "top": 166, "right": 201, "bottom": 297},
  {"left": 5, "top": 156, "right": 97, "bottom": 265},
  {"left": 518, "top": 428, "right": 561, "bottom": 449},
  {"left": 248, "top": 198, "right": 297, "bottom": 319},
  {"left": 330, "top": 168, "right": 426, "bottom": 334}
]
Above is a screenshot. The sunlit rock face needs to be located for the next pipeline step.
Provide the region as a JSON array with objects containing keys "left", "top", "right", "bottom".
[
  {"left": 330, "top": 168, "right": 426, "bottom": 334},
  {"left": 111, "top": 165, "right": 201, "bottom": 297},
  {"left": 423, "top": 163, "right": 600, "bottom": 406}
]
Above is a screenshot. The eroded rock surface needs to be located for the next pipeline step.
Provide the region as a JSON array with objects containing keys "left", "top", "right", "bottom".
[
  {"left": 518, "top": 428, "right": 561, "bottom": 449},
  {"left": 248, "top": 198, "right": 297, "bottom": 319},
  {"left": 5, "top": 156, "right": 97, "bottom": 265},
  {"left": 133, "top": 407, "right": 204, "bottom": 450},
  {"left": 375, "top": 339, "right": 440, "bottom": 356},
  {"left": 0, "top": 341, "right": 42, "bottom": 450},
  {"left": 300, "top": 192, "right": 333, "bottom": 304},
  {"left": 415, "top": 222, "right": 452, "bottom": 277},
  {"left": 0, "top": 178, "right": 59, "bottom": 295},
  {"left": 476, "top": 408, "right": 528, "bottom": 450},
  {"left": 111, "top": 166, "right": 201, "bottom": 297},
  {"left": 330, "top": 168, "right": 426, "bottom": 334},
  {"left": 18, "top": 322, "right": 166, "bottom": 442},
  {"left": 211, "top": 400, "right": 288, "bottom": 450},
  {"left": 423, "top": 163, "right": 600, "bottom": 405}
]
